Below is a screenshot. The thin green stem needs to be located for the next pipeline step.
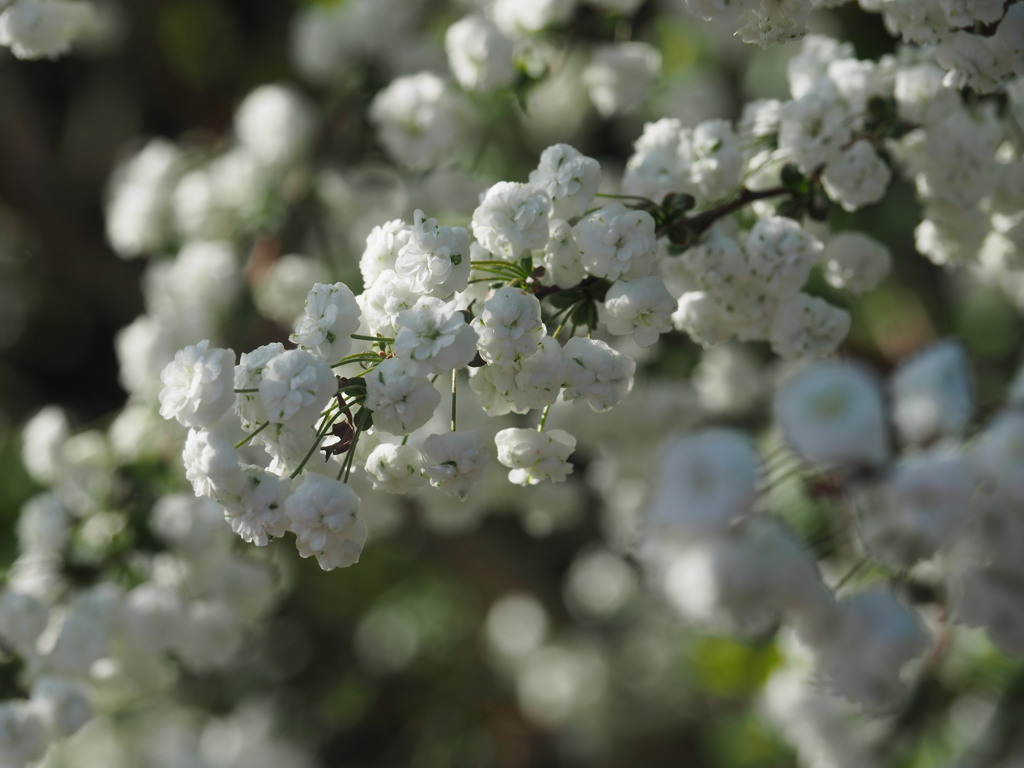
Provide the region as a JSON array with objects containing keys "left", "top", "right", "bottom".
[
  {"left": 834, "top": 556, "right": 871, "bottom": 591},
  {"left": 290, "top": 410, "right": 340, "bottom": 479},
  {"left": 339, "top": 427, "right": 363, "bottom": 483},
  {"left": 234, "top": 388, "right": 259, "bottom": 394},
  {"left": 331, "top": 354, "right": 385, "bottom": 369},
  {"left": 451, "top": 368, "right": 458, "bottom": 432},
  {"left": 537, "top": 403, "right": 552, "bottom": 432},
  {"left": 351, "top": 333, "right": 394, "bottom": 343},
  {"left": 234, "top": 421, "right": 270, "bottom": 449}
]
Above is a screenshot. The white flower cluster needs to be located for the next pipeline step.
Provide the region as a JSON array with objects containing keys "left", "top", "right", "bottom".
[
  {"left": 5, "top": 409, "right": 286, "bottom": 764},
  {"left": 641, "top": 339, "right": 1024, "bottom": 721},
  {"left": 0, "top": 0, "right": 93, "bottom": 59}
]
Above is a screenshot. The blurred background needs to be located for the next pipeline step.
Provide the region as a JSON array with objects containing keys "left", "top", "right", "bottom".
[{"left": 2, "top": 1, "right": 1024, "bottom": 766}]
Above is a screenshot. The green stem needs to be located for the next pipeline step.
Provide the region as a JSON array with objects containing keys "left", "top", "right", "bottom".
[
  {"left": 537, "top": 403, "right": 552, "bottom": 432},
  {"left": 451, "top": 368, "right": 458, "bottom": 432},
  {"left": 290, "top": 410, "right": 340, "bottom": 479},
  {"left": 351, "top": 333, "right": 394, "bottom": 343},
  {"left": 234, "top": 388, "right": 259, "bottom": 393},
  {"left": 234, "top": 421, "right": 270, "bottom": 449},
  {"left": 339, "top": 427, "right": 363, "bottom": 483},
  {"left": 331, "top": 354, "right": 384, "bottom": 369}
]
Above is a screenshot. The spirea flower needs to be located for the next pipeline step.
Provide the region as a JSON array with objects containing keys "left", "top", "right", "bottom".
[
  {"left": 393, "top": 296, "right": 478, "bottom": 375},
  {"left": 395, "top": 210, "right": 471, "bottom": 298},
  {"left": 645, "top": 429, "right": 760, "bottom": 536},
  {"left": 495, "top": 428, "right": 577, "bottom": 485},
  {"left": 601, "top": 276, "right": 676, "bottom": 348},
  {"left": 891, "top": 340, "right": 973, "bottom": 445},
  {"left": 472, "top": 182, "right": 551, "bottom": 260},
  {"left": 574, "top": 203, "right": 658, "bottom": 280},
  {"left": 364, "top": 443, "right": 427, "bottom": 494},
  {"left": 0, "top": 0, "right": 92, "bottom": 60},
  {"left": 821, "top": 232, "right": 892, "bottom": 294},
  {"left": 561, "top": 337, "right": 636, "bottom": 412},
  {"left": 360, "top": 219, "right": 411, "bottom": 287},
  {"left": 473, "top": 287, "right": 546, "bottom": 366},
  {"left": 421, "top": 431, "right": 488, "bottom": 500},
  {"left": 182, "top": 427, "right": 241, "bottom": 500},
  {"left": 774, "top": 361, "right": 889, "bottom": 467},
  {"left": 220, "top": 465, "right": 290, "bottom": 547},
  {"left": 364, "top": 357, "right": 441, "bottom": 435},
  {"left": 258, "top": 348, "right": 336, "bottom": 426},
  {"left": 285, "top": 474, "right": 367, "bottom": 570},
  {"left": 445, "top": 14, "right": 516, "bottom": 92},
  {"left": 290, "top": 282, "right": 361, "bottom": 364},
  {"left": 159, "top": 341, "right": 236, "bottom": 429},
  {"left": 528, "top": 144, "right": 602, "bottom": 220},
  {"left": 233, "top": 342, "right": 285, "bottom": 431}
]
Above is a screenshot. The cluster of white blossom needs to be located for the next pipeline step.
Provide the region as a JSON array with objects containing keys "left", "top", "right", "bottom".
[
  {"left": 0, "top": 0, "right": 93, "bottom": 60},
  {"left": 683, "top": 0, "right": 1024, "bottom": 91},
  {"left": 0, "top": 404, "right": 288, "bottom": 765},
  {"left": 639, "top": 339, "right": 1024, "bottom": 755}
]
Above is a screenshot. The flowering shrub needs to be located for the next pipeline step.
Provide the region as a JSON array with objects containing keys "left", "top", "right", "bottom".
[{"left": 3, "top": 0, "right": 1024, "bottom": 765}]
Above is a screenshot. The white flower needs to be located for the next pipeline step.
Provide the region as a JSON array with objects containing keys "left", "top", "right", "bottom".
[
  {"left": 364, "top": 357, "right": 441, "bottom": 435},
  {"left": 492, "top": 0, "right": 575, "bottom": 36},
  {"left": 672, "top": 291, "right": 736, "bottom": 346},
  {"left": 421, "top": 431, "right": 488, "bottom": 500},
  {"left": 290, "top": 282, "right": 362, "bottom": 364},
  {"left": 583, "top": 42, "right": 661, "bottom": 116},
  {"left": 0, "top": 701, "right": 47, "bottom": 767},
  {"left": 394, "top": 296, "right": 478, "bottom": 376},
  {"left": 0, "top": 0, "right": 92, "bottom": 59},
  {"left": 528, "top": 144, "right": 602, "bottom": 220},
  {"left": 768, "top": 293, "right": 850, "bottom": 360},
  {"left": 645, "top": 429, "right": 760, "bottom": 537},
  {"left": 774, "top": 361, "right": 889, "bottom": 467},
  {"left": 233, "top": 342, "right": 285, "bottom": 431},
  {"left": 574, "top": 203, "right": 658, "bottom": 280},
  {"left": 159, "top": 340, "right": 236, "bottom": 428},
  {"left": 472, "top": 287, "right": 545, "bottom": 366},
  {"left": 182, "top": 427, "right": 242, "bottom": 500},
  {"left": 971, "top": 411, "right": 1024, "bottom": 503},
  {"left": 395, "top": 210, "right": 472, "bottom": 298},
  {"left": 258, "top": 348, "right": 336, "bottom": 426},
  {"left": 821, "top": 232, "right": 892, "bottom": 293},
  {"left": 233, "top": 83, "right": 316, "bottom": 167},
  {"left": 364, "top": 443, "right": 427, "bottom": 494},
  {"left": 495, "top": 428, "right": 576, "bottom": 485},
  {"left": 105, "top": 139, "right": 183, "bottom": 258},
  {"left": 20, "top": 406, "right": 68, "bottom": 486},
  {"left": 18, "top": 493, "right": 70, "bottom": 555},
  {"left": 253, "top": 253, "right": 330, "bottom": 326},
  {"left": 30, "top": 676, "right": 91, "bottom": 739},
  {"left": 360, "top": 219, "right": 411, "bottom": 287},
  {"left": 357, "top": 268, "right": 420, "bottom": 337},
  {"left": 601, "top": 276, "right": 676, "bottom": 348},
  {"left": 512, "top": 335, "right": 567, "bottom": 412},
  {"left": 472, "top": 182, "right": 551, "bottom": 260},
  {"left": 369, "top": 73, "right": 466, "bottom": 171},
  {"left": 891, "top": 341, "right": 973, "bottom": 446},
  {"left": 858, "top": 448, "right": 974, "bottom": 567},
  {"left": 445, "top": 14, "right": 516, "bottom": 91},
  {"left": 778, "top": 83, "right": 851, "bottom": 174},
  {"left": 541, "top": 219, "right": 586, "bottom": 289},
  {"left": 821, "top": 140, "right": 892, "bottom": 212},
  {"left": 285, "top": 474, "right": 367, "bottom": 570},
  {"left": 561, "top": 337, "right": 635, "bottom": 411},
  {"left": 220, "top": 465, "right": 290, "bottom": 547},
  {"left": 819, "top": 590, "right": 931, "bottom": 711}
]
